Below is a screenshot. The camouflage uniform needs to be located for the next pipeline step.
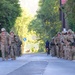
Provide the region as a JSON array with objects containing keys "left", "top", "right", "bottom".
[
  {"left": 62, "top": 31, "right": 68, "bottom": 59},
  {"left": 67, "top": 29, "right": 74, "bottom": 60},
  {"left": 72, "top": 32, "right": 75, "bottom": 59},
  {"left": 72, "top": 46, "right": 75, "bottom": 60},
  {"left": 50, "top": 37, "right": 56, "bottom": 56},
  {"left": 55, "top": 33, "right": 61, "bottom": 58},
  {"left": 9, "top": 31, "right": 17, "bottom": 60},
  {"left": 60, "top": 33, "right": 64, "bottom": 58},
  {"left": 0, "top": 28, "right": 9, "bottom": 60},
  {"left": 50, "top": 29, "right": 75, "bottom": 60},
  {"left": 15, "top": 36, "right": 22, "bottom": 56}
]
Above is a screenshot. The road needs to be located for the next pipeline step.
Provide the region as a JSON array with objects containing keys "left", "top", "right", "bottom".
[{"left": 0, "top": 53, "right": 75, "bottom": 75}]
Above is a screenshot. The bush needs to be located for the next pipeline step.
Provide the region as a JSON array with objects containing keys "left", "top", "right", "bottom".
[{"left": 38, "top": 47, "right": 45, "bottom": 52}]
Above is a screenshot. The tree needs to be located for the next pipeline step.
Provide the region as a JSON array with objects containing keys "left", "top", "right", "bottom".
[
  {"left": 0, "top": 0, "right": 21, "bottom": 32},
  {"left": 37, "top": 0, "right": 61, "bottom": 38},
  {"left": 14, "top": 9, "right": 33, "bottom": 53},
  {"left": 28, "top": 0, "right": 61, "bottom": 52},
  {"left": 29, "top": 0, "right": 61, "bottom": 40},
  {"left": 64, "top": 0, "right": 75, "bottom": 31}
]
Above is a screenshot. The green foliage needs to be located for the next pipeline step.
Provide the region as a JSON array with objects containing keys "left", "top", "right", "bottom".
[
  {"left": 14, "top": 9, "right": 33, "bottom": 53},
  {"left": 14, "top": 9, "right": 32, "bottom": 39},
  {"left": 38, "top": 42, "right": 45, "bottom": 52},
  {"left": 27, "top": 0, "right": 61, "bottom": 52},
  {"left": 28, "top": 0, "right": 61, "bottom": 52},
  {"left": 0, "top": 0, "right": 21, "bottom": 32},
  {"left": 14, "top": 0, "right": 61, "bottom": 53},
  {"left": 64, "top": 0, "right": 75, "bottom": 31},
  {"left": 37, "top": 0, "right": 61, "bottom": 38},
  {"left": 31, "top": 47, "right": 35, "bottom": 52}
]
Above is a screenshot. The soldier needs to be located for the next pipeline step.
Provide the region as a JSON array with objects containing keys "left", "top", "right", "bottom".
[
  {"left": 62, "top": 30, "right": 69, "bottom": 60},
  {"left": 54, "top": 32, "right": 61, "bottom": 58},
  {"left": 72, "top": 32, "right": 75, "bottom": 60},
  {"left": 15, "top": 35, "right": 22, "bottom": 56},
  {"left": 50, "top": 37, "right": 56, "bottom": 56},
  {"left": 0, "top": 28, "right": 9, "bottom": 61},
  {"left": 67, "top": 29, "right": 74, "bottom": 60},
  {"left": 60, "top": 31, "right": 66, "bottom": 58},
  {"left": 9, "top": 31, "right": 17, "bottom": 60}
]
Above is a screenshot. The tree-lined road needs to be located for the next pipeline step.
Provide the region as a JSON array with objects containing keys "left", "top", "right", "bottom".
[{"left": 0, "top": 53, "right": 75, "bottom": 75}]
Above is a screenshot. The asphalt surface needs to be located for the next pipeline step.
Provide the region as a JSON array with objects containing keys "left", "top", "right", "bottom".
[{"left": 0, "top": 53, "right": 75, "bottom": 75}]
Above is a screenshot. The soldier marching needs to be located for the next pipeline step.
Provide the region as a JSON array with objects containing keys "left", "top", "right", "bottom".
[
  {"left": 0, "top": 28, "right": 22, "bottom": 61},
  {"left": 50, "top": 29, "right": 75, "bottom": 60},
  {"left": 1, "top": 27, "right": 75, "bottom": 61}
]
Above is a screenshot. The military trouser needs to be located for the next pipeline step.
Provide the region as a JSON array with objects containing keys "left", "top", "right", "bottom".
[
  {"left": 10, "top": 43, "right": 17, "bottom": 60},
  {"left": 51, "top": 46, "right": 56, "bottom": 56},
  {"left": 64, "top": 46, "right": 71, "bottom": 60},
  {"left": 56, "top": 45, "right": 60, "bottom": 58},
  {"left": 60, "top": 45, "right": 64, "bottom": 58},
  {"left": 1, "top": 44, "right": 8, "bottom": 60},
  {"left": 17, "top": 46, "right": 21, "bottom": 56},
  {"left": 72, "top": 46, "right": 75, "bottom": 60},
  {"left": 68, "top": 46, "right": 73, "bottom": 60},
  {"left": 63, "top": 46, "right": 68, "bottom": 59}
]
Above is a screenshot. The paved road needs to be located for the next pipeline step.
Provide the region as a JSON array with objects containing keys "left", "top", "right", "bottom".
[{"left": 0, "top": 53, "right": 75, "bottom": 75}]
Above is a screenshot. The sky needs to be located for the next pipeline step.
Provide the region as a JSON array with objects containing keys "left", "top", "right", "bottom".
[{"left": 19, "top": 0, "right": 39, "bottom": 16}]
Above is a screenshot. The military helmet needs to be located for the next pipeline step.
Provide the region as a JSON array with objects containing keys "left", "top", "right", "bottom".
[
  {"left": 1, "top": 28, "right": 6, "bottom": 32},
  {"left": 10, "top": 31, "right": 14, "bottom": 33},
  {"left": 68, "top": 29, "right": 72, "bottom": 32},
  {"left": 67, "top": 29, "right": 73, "bottom": 34}
]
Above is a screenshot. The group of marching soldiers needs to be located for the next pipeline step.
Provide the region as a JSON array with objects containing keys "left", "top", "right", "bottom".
[
  {"left": 0, "top": 28, "right": 22, "bottom": 61},
  {"left": 50, "top": 29, "right": 75, "bottom": 60}
]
